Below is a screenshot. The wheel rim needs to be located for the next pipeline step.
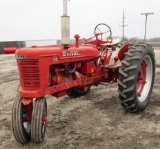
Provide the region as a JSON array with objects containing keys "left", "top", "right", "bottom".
[
  {"left": 42, "top": 106, "right": 47, "bottom": 135},
  {"left": 23, "top": 121, "right": 30, "bottom": 134},
  {"left": 22, "top": 105, "right": 31, "bottom": 134},
  {"left": 137, "top": 55, "right": 153, "bottom": 102}
]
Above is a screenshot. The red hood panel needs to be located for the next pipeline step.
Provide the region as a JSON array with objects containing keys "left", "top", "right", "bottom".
[{"left": 15, "top": 45, "right": 99, "bottom": 61}]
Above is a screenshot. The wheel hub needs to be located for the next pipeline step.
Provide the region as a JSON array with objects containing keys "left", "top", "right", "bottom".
[
  {"left": 137, "top": 56, "right": 153, "bottom": 102},
  {"left": 137, "top": 60, "right": 147, "bottom": 97}
]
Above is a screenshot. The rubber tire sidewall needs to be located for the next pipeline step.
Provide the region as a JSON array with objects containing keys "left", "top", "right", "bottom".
[
  {"left": 132, "top": 46, "right": 155, "bottom": 110},
  {"left": 118, "top": 44, "right": 155, "bottom": 112}
]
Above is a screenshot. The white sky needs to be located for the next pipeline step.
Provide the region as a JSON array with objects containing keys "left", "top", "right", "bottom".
[{"left": 0, "top": 0, "right": 160, "bottom": 41}]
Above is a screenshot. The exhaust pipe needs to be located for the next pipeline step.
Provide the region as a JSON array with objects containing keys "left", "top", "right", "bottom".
[{"left": 61, "top": 0, "right": 70, "bottom": 48}]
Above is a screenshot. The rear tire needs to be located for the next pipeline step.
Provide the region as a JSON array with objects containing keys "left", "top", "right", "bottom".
[
  {"left": 31, "top": 97, "right": 47, "bottom": 143},
  {"left": 118, "top": 43, "right": 155, "bottom": 112},
  {"left": 11, "top": 97, "right": 31, "bottom": 144}
]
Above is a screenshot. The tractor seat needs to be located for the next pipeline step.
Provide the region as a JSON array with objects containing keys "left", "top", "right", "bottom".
[{"left": 102, "top": 36, "right": 121, "bottom": 46}]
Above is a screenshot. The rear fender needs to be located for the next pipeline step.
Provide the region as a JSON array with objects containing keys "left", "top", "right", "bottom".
[{"left": 118, "top": 43, "right": 131, "bottom": 61}]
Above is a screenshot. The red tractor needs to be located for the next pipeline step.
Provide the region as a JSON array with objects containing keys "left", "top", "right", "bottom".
[{"left": 11, "top": 0, "right": 155, "bottom": 144}]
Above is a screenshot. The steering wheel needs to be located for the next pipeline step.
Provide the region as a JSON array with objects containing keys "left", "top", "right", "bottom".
[{"left": 94, "top": 23, "right": 112, "bottom": 40}]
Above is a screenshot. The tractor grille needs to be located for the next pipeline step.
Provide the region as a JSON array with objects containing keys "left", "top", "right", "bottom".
[{"left": 19, "top": 59, "right": 40, "bottom": 88}]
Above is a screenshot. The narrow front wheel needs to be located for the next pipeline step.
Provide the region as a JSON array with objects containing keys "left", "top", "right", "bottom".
[
  {"left": 31, "top": 97, "right": 47, "bottom": 143},
  {"left": 11, "top": 97, "right": 32, "bottom": 143}
]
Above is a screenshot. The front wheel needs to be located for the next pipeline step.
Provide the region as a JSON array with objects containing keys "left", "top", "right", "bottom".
[
  {"left": 11, "top": 97, "right": 32, "bottom": 143},
  {"left": 118, "top": 43, "right": 155, "bottom": 112},
  {"left": 31, "top": 97, "right": 47, "bottom": 143}
]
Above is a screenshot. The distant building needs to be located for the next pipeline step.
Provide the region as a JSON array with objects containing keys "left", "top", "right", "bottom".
[
  {"left": 0, "top": 41, "right": 25, "bottom": 54},
  {"left": 0, "top": 39, "right": 75, "bottom": 54},
  {"left": 0, "top": 39, "right": 57, "bottom": 54}
]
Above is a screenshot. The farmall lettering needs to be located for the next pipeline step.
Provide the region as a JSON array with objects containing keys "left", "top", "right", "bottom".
[{"left": 63, "top": 51, "right": 82, "bottom": 57}]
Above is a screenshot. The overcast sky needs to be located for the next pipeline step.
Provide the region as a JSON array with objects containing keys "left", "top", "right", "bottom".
[{"left": 0, "top": 0, "right": 160, "bottom": 41}]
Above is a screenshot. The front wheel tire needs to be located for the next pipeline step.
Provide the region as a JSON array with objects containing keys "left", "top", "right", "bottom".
[
  {"left": 31, "top": 97, "right": 47, "bottom": 143},
  {"left": 11, "top": 97, "right": 31, "bottom": 143},
  {"left": 118, "top": 43, "right": 155, "bottom": 112}
]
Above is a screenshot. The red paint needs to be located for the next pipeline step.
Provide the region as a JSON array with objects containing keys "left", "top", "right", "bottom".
[
  {"left": 4, "top": 47, "right": 17, "bottom": 54},
  {"left": 74, "top": 34, "right": 80, "bottom": 47},
  {"left": 114, "top": 56, "right": 119, "bottom": 63},
  {"left": 118, "top": 44, "right": 130, "bottom": 61},
  {"left": 22, "top": 99, "right": 33, "bottom": 122},
  {"left": 81, "top": 62, "right": 95, "bottom": 74},
  {"left": 137, "top": 60, "right": 147, "bottom": 97},
  {"left": 42, "top": 109, "right": 47, "bottom": 129},
  {"left": 22, "top": 98, "right": 32, "bottom": 105},
  {"left": 15, "top": 33, "right": 129, "bottom": 101}
]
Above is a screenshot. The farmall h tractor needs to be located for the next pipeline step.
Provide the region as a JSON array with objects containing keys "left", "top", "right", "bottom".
[{"left": 11, "top": 0, "right": 155, "bottom": 144}]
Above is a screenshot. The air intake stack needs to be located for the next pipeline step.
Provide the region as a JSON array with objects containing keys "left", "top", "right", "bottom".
[{"left": 61, "top": 0, "right": 70, "bottom": 48}]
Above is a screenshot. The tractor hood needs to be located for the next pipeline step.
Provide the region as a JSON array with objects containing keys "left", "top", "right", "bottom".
[{"left": 15, "top": 45, "right": 99, "bottom": 63}]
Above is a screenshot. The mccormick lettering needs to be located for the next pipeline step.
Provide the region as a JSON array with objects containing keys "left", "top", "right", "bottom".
[{"left": 62, "top": 51, "right": 82, "bottom": 57}]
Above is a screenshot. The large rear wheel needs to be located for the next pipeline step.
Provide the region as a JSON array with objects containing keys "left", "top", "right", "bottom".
[
  {"left": 31, "top": 97, "right": 47, "bottom": 143},
  {"left": 11, "top": 97, "right": 32, "bottom": 143},
  {"left": 118, "top": 43, "right": 155, "bottom": 112}
]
